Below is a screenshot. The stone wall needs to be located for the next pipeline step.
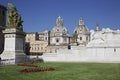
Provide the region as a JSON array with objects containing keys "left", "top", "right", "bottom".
[{"left": 42, "top": 47, "right": 120, "bottom": 63}]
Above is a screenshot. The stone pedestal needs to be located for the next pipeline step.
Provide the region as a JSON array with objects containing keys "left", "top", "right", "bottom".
[{"left": 1, "top": 28, "right": 26, "bottom": 64}]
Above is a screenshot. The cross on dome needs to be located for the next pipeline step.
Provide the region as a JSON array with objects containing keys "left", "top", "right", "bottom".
[
  {"left": 96, "top": 23, "right": 99, "bottom": 31},
  {"left": 58, "top": 16, "right": 61, "bottom": 19}
]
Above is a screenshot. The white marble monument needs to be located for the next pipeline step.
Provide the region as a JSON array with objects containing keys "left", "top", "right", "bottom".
[
  {"left": 42, "top": 28, "right": 120, "bottom": 63},
  {"left": 1, "top": 29, "right": 26, "bottom": 64}
]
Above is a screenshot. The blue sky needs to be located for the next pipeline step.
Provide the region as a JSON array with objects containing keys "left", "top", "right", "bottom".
[{"left": 0, "top": 0, "right": 120, "bottom": 34}]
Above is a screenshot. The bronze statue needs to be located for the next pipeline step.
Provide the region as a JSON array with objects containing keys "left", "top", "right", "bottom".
[{"left": 8, "top": 3, "right": 23, "bottom": 31}]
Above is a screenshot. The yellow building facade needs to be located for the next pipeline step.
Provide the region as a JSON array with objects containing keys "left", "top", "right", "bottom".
[{"left": 25, "top": 31, "right": 49, "bottom": 55}]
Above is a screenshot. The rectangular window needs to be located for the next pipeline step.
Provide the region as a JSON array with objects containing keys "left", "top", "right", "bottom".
[
  {"left": 80, "top": 37, "right": 82, "bottom": 40},
  {"left": 45, "top": 37, "right": 47, "bottom": 40},
  {"left": 41, "top": 47, "right": 43, "bottom": 50}
]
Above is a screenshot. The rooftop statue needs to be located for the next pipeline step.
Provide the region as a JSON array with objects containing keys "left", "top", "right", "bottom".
[{"left": 8, "top": 3, "right": 23, "bottom": 31}]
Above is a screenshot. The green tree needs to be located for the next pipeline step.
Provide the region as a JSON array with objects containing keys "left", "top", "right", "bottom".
[{"left": 72, "top": 31, "right": 78, "bottom": 43}]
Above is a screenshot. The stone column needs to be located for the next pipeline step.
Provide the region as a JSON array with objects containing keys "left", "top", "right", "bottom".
[
  {"left": 0, "top": 32, "right": 4, "bottom": 54},
  {"left": 1, "top": 28, "right": 26, "bottom": 64},
  {"left": 68, "top": 37, "right": 71, "bottom": 49}
]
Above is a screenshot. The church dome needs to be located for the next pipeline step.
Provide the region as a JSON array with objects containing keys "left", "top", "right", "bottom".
[
  {"left": 52, "top": 26, "right": 68, "bottom": 33},
  {"left": 52, "top": 16, "right": 68, "bottom": 34},
  {"left": 74, "top": 18, "right": 89, "bottom": 34}
]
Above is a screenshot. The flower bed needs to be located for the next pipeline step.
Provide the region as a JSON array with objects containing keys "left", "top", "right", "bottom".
[
  {"left": 18, "top": 63, "right": 55, "bottom": 73},
  {"left": 20, "top": 67, "right": 55, "bottom": 73}
]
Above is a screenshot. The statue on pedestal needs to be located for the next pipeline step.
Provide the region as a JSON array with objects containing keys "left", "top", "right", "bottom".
[
  {"left": 1, "top": 3, "right": 25, "bottom": 64},
  {"left": 8, "top": 3, "right": 23, "bottom": 31}
]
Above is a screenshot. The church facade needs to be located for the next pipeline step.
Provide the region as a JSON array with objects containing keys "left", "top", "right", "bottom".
[
  {"left": 50, "top": 16, "right": 69, "bottom": 46},
  {"left": 47, "top": 16, "right": 69, "bottom": 53},
  {"left": 73, "top": 18, "right": 90, "bottom": 45},
  {"left": 25, "top": 16, "right": 91, "bottom": 54}
]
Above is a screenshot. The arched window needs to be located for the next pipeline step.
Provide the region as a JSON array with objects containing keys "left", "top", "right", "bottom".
[
  {"left": 75, "top": 31, "right": 77, "bottom": 34},
  {"left": 56, "top": 38, "right": 59, "bottom": 42},
  {"left": 114, "top": 48, "right": 116, "bottom": 52},
  {"left": 57, "top": 29, "right": 59, "bottom": 31}
]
